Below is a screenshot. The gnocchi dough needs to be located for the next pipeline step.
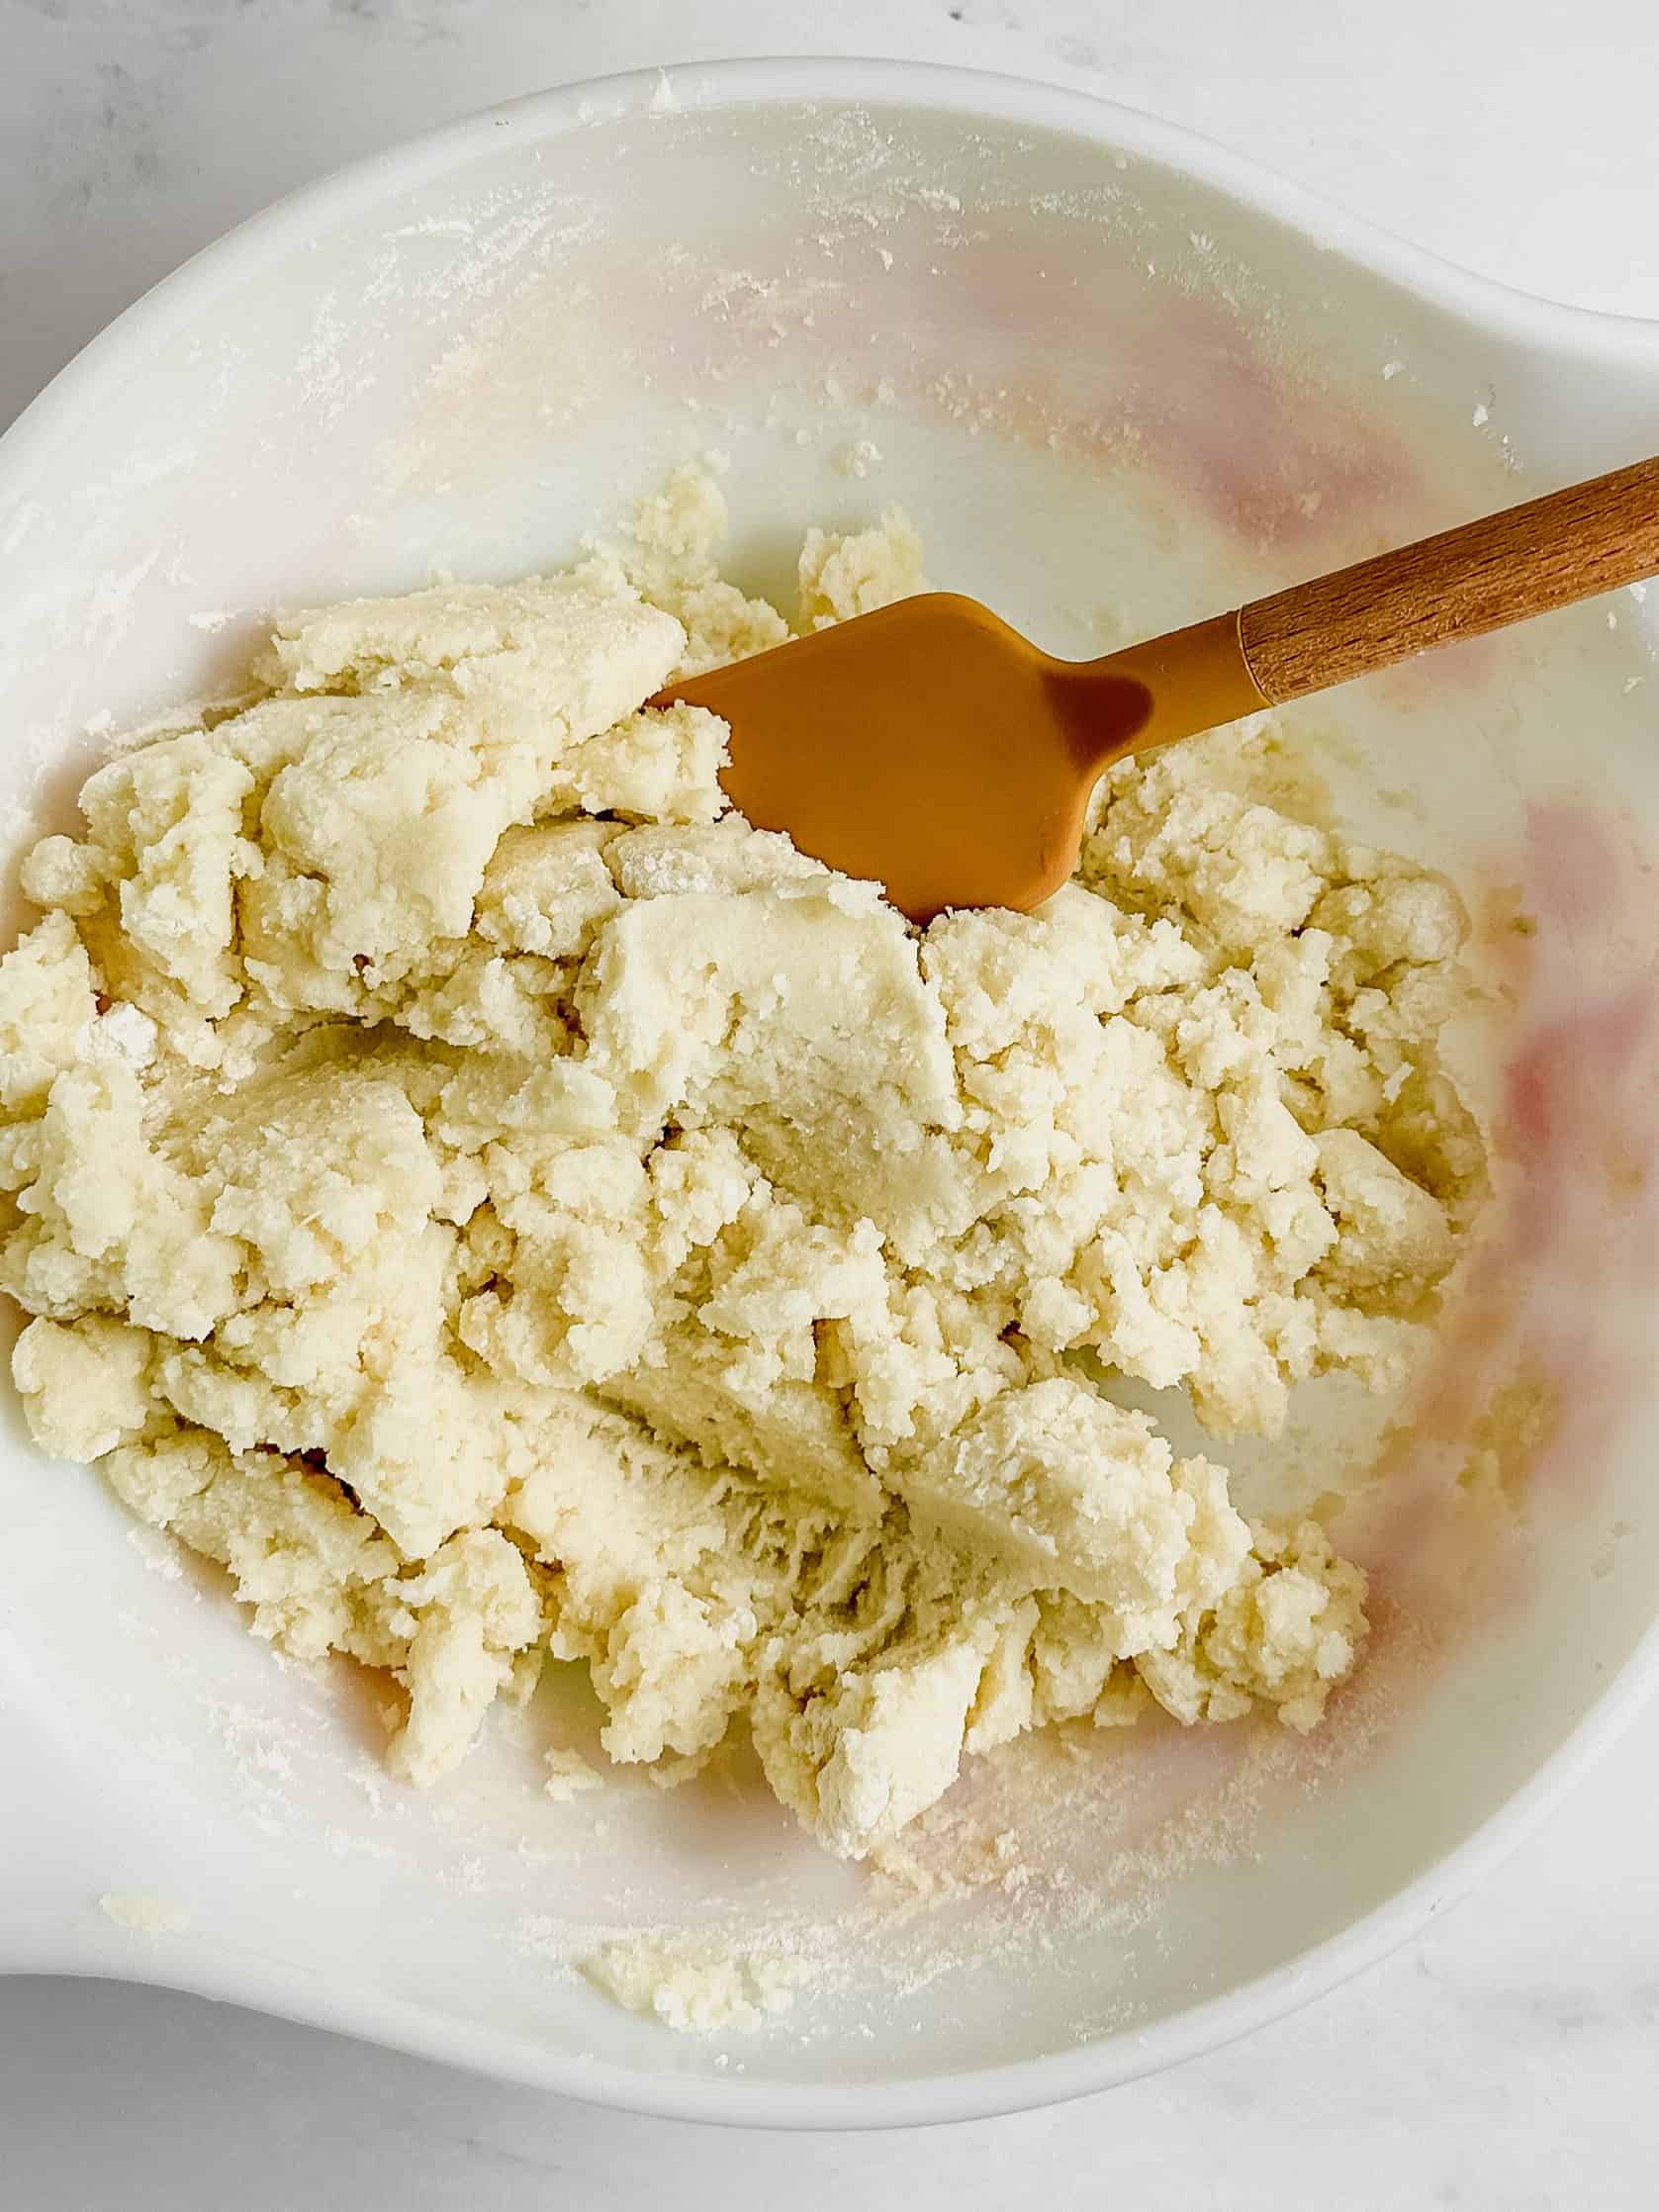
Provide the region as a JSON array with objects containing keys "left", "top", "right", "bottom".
[{"left": 1, "top": 471, "right": 1484, "bottom": 1859}]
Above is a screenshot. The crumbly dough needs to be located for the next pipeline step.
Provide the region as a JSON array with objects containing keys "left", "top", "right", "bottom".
[
  {"left": 582, "top": 1930, "right": 808, "bottom": 2033},
  {"left": 2, "top": 466, "right": 1486, "bottom": 1865}
]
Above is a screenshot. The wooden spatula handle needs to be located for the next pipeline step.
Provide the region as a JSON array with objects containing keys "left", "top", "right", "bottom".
[{"left": 1238, "top": 455, "right": 1659, "bottom": 703}]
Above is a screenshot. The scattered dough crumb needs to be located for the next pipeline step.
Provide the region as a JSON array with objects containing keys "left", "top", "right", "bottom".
[
  {"left": 583, "top": 1929, "right": 809, "bottom": 2033},
  {"left": 833, "top": 438, "right": 884, "bottom": 480},
  {"left": 544, "top": 1744, "right": 604, "bottom": 1801},
  {"left": 99, "top": 1890, "right": 191, "bottom": 1937}
]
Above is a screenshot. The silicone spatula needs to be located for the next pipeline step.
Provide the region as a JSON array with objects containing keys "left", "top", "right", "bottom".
[{"left": 655, "top": 456, "right": 1659, "bottom": 923}]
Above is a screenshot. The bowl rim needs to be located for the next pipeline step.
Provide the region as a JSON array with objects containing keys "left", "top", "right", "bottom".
[
  {"left": 4, "top": 50, "right": 1658, "bottom": 505},
  {"left": 2, "top": 51, "right": 1656, "bottom": 2130}
]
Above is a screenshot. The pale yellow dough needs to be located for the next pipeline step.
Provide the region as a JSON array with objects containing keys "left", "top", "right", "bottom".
[{"left": 1, "top": 467, "right": 1486, "bottom": 1862}]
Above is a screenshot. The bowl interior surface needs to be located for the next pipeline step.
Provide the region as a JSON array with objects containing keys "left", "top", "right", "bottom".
[{"left": 1, "top": 68, "right": 1656, "bottom": 2119}]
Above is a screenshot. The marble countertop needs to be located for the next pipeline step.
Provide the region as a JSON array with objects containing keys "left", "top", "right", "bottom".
[{"left": 2, "top": 1, "right": 1657, "bottom": 2202}]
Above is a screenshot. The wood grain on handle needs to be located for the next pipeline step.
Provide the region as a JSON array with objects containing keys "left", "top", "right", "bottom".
[{"left": 1238, "top": 456, "right": 1659, "bottom": 704}]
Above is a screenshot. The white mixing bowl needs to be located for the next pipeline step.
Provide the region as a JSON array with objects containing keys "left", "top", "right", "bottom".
[{"left": 2, "top": 60, "right": 1656, "bottom": 2126}]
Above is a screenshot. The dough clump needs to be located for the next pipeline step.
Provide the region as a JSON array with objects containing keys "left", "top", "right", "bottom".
[{"left": 2, "top": 469, "right": 1484, "bottom": 1858}]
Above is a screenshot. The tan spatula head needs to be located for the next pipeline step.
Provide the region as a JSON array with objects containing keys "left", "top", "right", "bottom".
[{"left": 657, "top": 456, "right": 1659, "bottom": 923}]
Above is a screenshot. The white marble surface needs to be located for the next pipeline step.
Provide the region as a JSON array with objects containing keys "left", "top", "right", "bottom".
[{"left": 2, "top": 0, "right": 1658, "bottom": 2201}]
